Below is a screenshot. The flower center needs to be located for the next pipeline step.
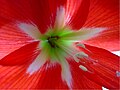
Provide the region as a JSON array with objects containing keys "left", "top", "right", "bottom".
[
  {"left": 40, "top": 28, "right": 74, "bottom": 62},
  {"left": 47, "top": 36, "right": 59, "bottom": 48},
  {"left": 18, "top": 6, "right": 105, "bottom": 88}
]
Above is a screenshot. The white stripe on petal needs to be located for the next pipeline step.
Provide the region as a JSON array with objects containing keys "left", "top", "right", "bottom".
[
  {"left": 61, "top": 27, "right": 107, "bottom": 41},
  {"left": 61, "top": 60, "right": 72, "bottom": 89},
  {"left": 55, "top": 6, "right": 65, "bottom": 28},
  {"left": 53, "top": 48, "right": 72, "bottom": 89},
  {"left": 26, "top": 51, "right": 47, "bottom": 75},
  {"left": 18, "top": 23, "right": 41, "bottom": 40}
]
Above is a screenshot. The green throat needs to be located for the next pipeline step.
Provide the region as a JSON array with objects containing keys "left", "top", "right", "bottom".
[{"left": 40, "top": 28, "right": 74, "bottom": 63}]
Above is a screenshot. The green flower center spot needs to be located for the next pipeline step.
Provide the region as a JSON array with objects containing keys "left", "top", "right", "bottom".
[
  {"left": 47, "top": 36, "right": 59, "bottom": 48},
  {"left": 39, "top": 28, "right": 75, "bottom": 62}
]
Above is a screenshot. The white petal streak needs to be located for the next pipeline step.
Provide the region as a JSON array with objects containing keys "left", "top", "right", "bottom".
[
  {"left": 62, "top": 27, "right": 107, "bottom": 41},
  {"left": 26, "top": 51, "right": 47, "bottom": 75},
  {"left": 18, "top": 23, "right": 41, "bottom": 40},
  {"left": 54, "top": 49, "right": 72, "bottom": 89},
  {"left": 61, "top": 60, "right": 72, "bottom": 89},
  {"left": 55, "top": 6, "right": 65, "bottom": 28}
]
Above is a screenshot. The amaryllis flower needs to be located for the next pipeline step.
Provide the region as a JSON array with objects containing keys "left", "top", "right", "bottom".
[{"left": 0, "top": 0, "right": 119, "bottom": 89}]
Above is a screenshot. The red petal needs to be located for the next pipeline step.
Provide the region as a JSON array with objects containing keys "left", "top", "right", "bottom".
[
  {"left": 0, "top": 23, "right": 33, "bottom": 60},
  {"left": 0, "top": 41, "right": 39, "bottom": 66},
  {"left": 76, "top": 44, "right": 119, "bottom": 89},
  {"left": 36, "top": 62, "right": 101, "bottom": 89},
  {"left": 27, "top": 0, "right": 67, "bottom": 33},
  {"left": 83, "top": 0, "right": 119, "bottom": 51},
  {"left": 0, "top": 62, "right": 102, "bottom": 89},
  {"left": 69, "top": 61, "right": 102, "bottom": 89},
  {"left": 36, "top": 63, "right": 68, "bottom": 89},
  {"left": 0, "top": 0, "right": 33, "bottom": 23},
  {"left": 0, "top": 63, "right": 68, "bottom": 89},
  {"left": 0, "top": 0, "right": 67, "bottom": 33},
  {"left": 65, "top": 0, "right": 90, "bottom": 29},
  {"left": 0, "top": 65, "right": 41, "bottom": 89}
]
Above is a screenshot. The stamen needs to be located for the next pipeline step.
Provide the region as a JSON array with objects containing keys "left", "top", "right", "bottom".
[
  {"left": 73, "top": 55, "right": 80, "bottom": 63},
  {"left": 76, "top": 43, "right": 86, "bottom": 48},
  {"left": 79, "top": 65, "right": 88, "bottom": 72},
  {"left": 85, "top": 57, "right": 98, "bottom": 65},
  {"left": 73, "top": 52, "right": 88, "bottom": 63},
  {"left": 76, "top": 52, "right": 88, "bottom": 58}
]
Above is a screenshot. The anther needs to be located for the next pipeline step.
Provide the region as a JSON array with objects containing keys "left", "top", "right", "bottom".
[
  {"left": 76, "top": 52, "right": 88, "bottom": 58},
  {"left": 79, "top": 65, "right": 88, "bottom": 72},
  {"left": 73, "top": 52, "right": 88, "bottom": 63},
  {"left": 76, "top": 43, "right": 86, "bottom": 48},
  {"left": 73, "top": 55, "right": 79, "bottom": 63}
]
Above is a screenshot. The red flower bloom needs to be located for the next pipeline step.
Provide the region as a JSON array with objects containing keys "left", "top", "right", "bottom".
[{"left": 0, "top": 0, "right": 119, "bottom": 89}]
